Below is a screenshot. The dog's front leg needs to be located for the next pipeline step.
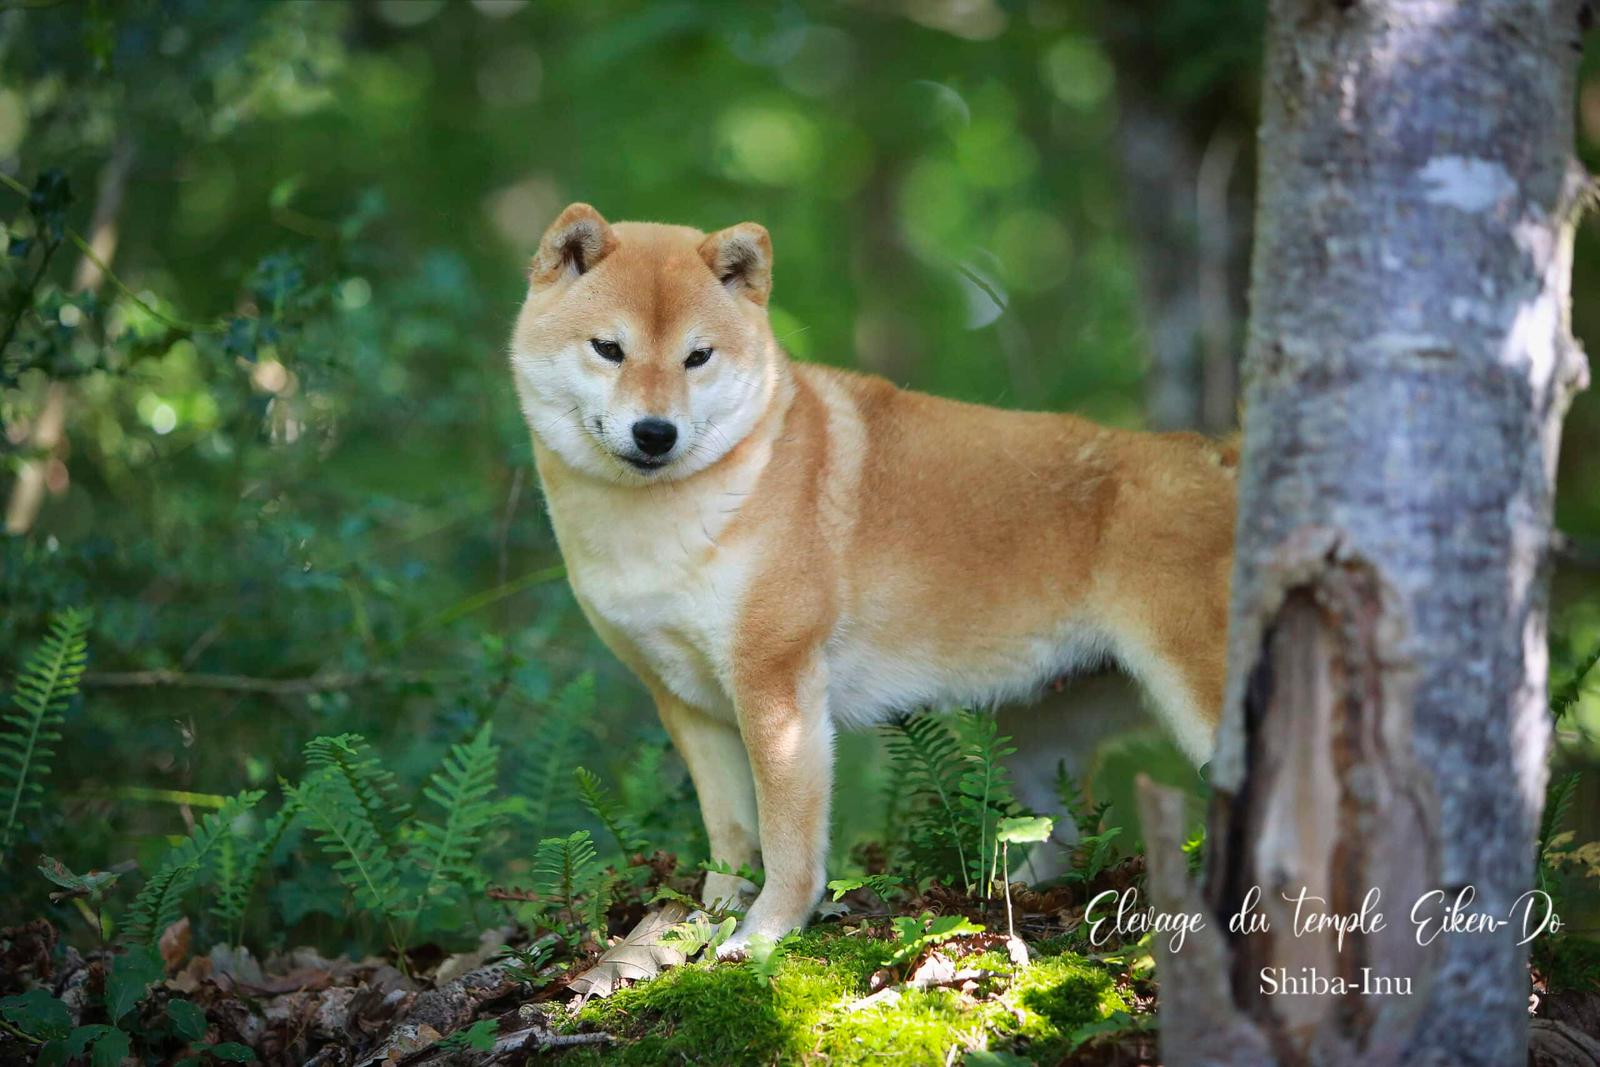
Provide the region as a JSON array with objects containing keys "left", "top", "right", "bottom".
[
  {"left": 651, "top": 689, "right": 761, "bottom": 910},
  {"left": 717, "top": 657, "right": 833, "bottom": 957}
]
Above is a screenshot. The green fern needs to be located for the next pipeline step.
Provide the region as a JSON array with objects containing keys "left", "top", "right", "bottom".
[
  {"left": 1, "top": 609, "right": 89, "bottom": 852},
  {"left": 575, "top": 765, "right": 649, "bottom": 856},
  {"left": 517, "top": 674, "right": 594, "bottom": 838},
  {"left": 955, "top": 710, "right": 1019, "bottom": 895},
  {"left": 284, "top": 767, "right": 407, "bottom": 961},
  {"left": 1552, "top": 639, "right": 1600, "bottom": 722},
  {"left": 123, "top": 790, "right": 264, "bottom": 945},
  {"left": 532, "top": 829, "right": 611, "bottom": 937},
  {"left": 411, "top": 722, "right": 502, "bottom": 920},
  {"left": 303, "top": 733, "right": 408, "bottom": 848},
  {"left": 210, "top": 799, "right": 299, "bottom": 944},
  {"left": 884, "top": 710, "right": 970, "bottom": 887}
]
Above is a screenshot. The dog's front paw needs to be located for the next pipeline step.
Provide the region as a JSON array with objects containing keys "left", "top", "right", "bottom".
[
  {"left": 713, "top": 897, "right": 809, "bottom": 960},
  {"left": 701, "top": 870, "right": 758, "bottom": 912}
]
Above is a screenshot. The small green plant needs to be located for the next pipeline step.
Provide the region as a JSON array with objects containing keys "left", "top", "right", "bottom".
[
  {"left": 37, "top": 856, "right": 120, "bottom": 942},
  {"left": 495, "top": 938, "right": 562, "bottom": 986},
  {"left": 1053, "top": 765, "right": 1123, "bottom": 884},
  {"left": 575, "top": 765, "right": 650, "bottom": 856},
  {"left": 123, "top": 791, "right": 263, "bottom": 947},
  {"left": 827, "top": 873, "right": 907, "bottom": 902},
  {"left": 745, "top": 932, "right": 801, "bottom": 983},
  {"left": 530, "top": 829, "right": 613, "bottom": 939},
  {"left": 434, "top": 1019, "right": 498, "bottom": 1053},
  {"left": 661, "top": 913, "right": 738, "bottom": 957},
  {"left": 884, "top": 709, "right": 1025, "bottom": 896},
  {"left": 517, "top": 673, "right": 595, "bottom": 839},
  {"left": 1, "top": 608, "right": 89, "bottom": 853},
  {"left": 210, "top": 800, "right": 298, "bottom": 946},
  {"left": 885, "top": 912, "right": 985, "bottom": 972},
  {"left": 283, "top": 724, "right": 508, "bottom": 968}
]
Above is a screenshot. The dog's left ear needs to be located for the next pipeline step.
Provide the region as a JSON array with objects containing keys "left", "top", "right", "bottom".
[
  {"left": 530, "top": 203, "right": 618, "bottom": 287},
  {"left": 698, "top": 223, "right": 773, "bottom": 306}
]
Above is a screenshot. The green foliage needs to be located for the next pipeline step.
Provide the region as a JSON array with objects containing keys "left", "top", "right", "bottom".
[
  {"left": 302, "top": 734, "right": 408, "bottom": 850},
  {"left": 1, "top": 608, "right": 88, "bottom": 852},
  {"left": 436, "top": 1019, "right": 498, "bottom": 1052},
  {"left": 575, "top": 765, "right": 649, "bottom": 857},
  {"left": 886, "top": 913, "right": 986, "bottom": 971},
  {"left": 39, "top": 1024, "right": 130, "bottom": 1067},
  {"left": 745, "top": 932, "right": 801, "bottom": 984},
  {"left": 413, "top": 722, "right": 502, "bottom": 911},
  {"left": 1551, "top": 638, "right": 1600, "bottom": 722},
  {"left": 283, "top": 763, "right": 408, "bottom": 959},
  {"left": 516, "top": 674, "right": 594, "bottom": 840},
  {"left": 1053, "top": 766, "right": 1123, "bottom": 884},
  {"left": 104, "top": 947, "right": 164, "bottom": 1023},
  {"left": 531, "top": 829, "right": 612, "bottom": 939},
  {"left": 661, "top": 913, "right": 738, "bottom": 957},
  {"left": 0, "top": 987, "right": 70, "bottom": 1041},
  {"left": 37, "top": 854, "right": 120, "bottom": 905},
  {"left": 122, "top": 791, "right": 263, "bottom": 946},
  {"left": 827, "top": 873, "right": 907, "bottom": 902},
  {"left": 210, "top": 800, "right": 298, "bottom": 944},
  {"left": 884, "top": 710, "right": 1026, "bottom": 895},
  {"left": 494, "top": 939, "right": 561, "bottom": 986}
]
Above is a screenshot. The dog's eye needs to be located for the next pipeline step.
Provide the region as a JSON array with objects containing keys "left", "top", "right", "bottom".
[
  {"left": 684, "top": 348, "right": 712, "bottom": 369},
  {"left": 590, "top": 338, "right": 625, "bottom": 363}
]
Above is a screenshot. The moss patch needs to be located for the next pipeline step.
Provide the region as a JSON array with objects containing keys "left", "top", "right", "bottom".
[{"left": 557, "top": 929, "right": 1126, "bottom": 1066}]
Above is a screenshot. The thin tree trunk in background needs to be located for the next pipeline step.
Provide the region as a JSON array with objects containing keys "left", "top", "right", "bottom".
[
  {"left": 1112, "top": 87, "right": 1249, "bottom": 433},
  {"left": 5, "top": 136, "right": 135, "bottom": 535},
  {"left": 1140, "top": 3, "right": 1590, "bottom": 1065}
]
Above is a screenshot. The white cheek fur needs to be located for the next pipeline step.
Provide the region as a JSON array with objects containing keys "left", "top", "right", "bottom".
[{"left": 513, "top": 341, "right": 776, "bottom": 482}]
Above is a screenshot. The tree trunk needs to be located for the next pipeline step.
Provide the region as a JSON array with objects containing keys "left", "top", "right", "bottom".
[{"left": 1140, "top": 3, "right": 1591, "bottom": 1065}]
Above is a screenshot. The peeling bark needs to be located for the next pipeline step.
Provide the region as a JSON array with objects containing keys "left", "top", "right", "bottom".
[{"left": 1142, "top": 3, "right": 1591, "bottom": 1065}]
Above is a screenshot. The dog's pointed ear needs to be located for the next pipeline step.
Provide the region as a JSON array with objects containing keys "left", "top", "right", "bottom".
[
  {"left": 698, "top": 223, "right": 773, "bottom": 306},
  {"left": 530, "top": 203, "right": 618, "bottom": 287}
]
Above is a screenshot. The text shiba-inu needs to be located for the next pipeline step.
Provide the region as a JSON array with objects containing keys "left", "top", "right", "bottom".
[{"left": 510, "top": 204, "right": 1235, "bottom": 954}]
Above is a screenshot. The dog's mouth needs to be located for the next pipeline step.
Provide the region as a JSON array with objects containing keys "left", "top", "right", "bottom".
[{"left": 621, "top": 454, "right": 669, "bottom": 472}]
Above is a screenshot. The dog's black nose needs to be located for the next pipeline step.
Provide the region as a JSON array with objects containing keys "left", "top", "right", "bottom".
[{"left": 631, "top": 418, "right": 678, "bottom": 457}]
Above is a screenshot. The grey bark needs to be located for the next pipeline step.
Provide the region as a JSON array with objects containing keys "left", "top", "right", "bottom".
[{"left": 1140, "top": 3, "right": 1591, "bottom": 1065}]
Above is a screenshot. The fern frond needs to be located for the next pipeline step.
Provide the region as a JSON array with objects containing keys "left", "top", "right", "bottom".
[
  {"left": 1, "top": 609, "right": 89, "bottom": 851},
  {"left": 1552, "top": 639, "right": 1600, "bottom": 722},
  {"left": 303, "top": 733, "right": 408, "bottom": 848},
  {"left": 123, "top": 790, "right": 264, "bottom": 945},
  {"left": 1542, "top": 773, "right": 1581, "bottom": 857},
  {"left": 575, "top": 766, "right": 649, "bottom": 856},
  {"left": 122, "top": 863, "right": 199, "bottom": 947},
  {"left": 517, "top": 674, "right": 593, "bottom": 838},
  {"left": 532, "top": 829, "right": 609, "bottom": 934},
  {"left": 413, "top": 722, "right": 502, "bottom": 913},
  {"left": 283, "top": 772, "right": 405, "bottom": 921},
  {"left": 884, "top": 710, "right": 970, "bottom": 886},
  {"left": 211, "top": 799, "right": 299, "bottom": 942},
  {"left": 955, "top": 711, "right": 1018, "bottom": 892}
]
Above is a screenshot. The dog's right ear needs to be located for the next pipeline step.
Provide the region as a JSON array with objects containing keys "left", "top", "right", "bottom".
[{"left": 530, "top": 203, "right": 618, "bottom": 287}]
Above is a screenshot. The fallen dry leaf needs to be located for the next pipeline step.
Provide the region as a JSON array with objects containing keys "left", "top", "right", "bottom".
[
  {"left": 159, "top": 917, "right": 191, "bottom": 972},
  {"left": 565, "top": 901, "right": 691, "bottom": 1002}
]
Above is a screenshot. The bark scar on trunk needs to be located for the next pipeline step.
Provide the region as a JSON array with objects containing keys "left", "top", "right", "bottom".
[{"left": 1147, "top": 527, "right": 1442, "bottom": 1065}]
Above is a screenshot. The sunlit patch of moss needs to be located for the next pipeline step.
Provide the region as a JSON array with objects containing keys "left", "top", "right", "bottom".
[{"left": 558, "top": 928, "right": 1127, "bottom": 1066}]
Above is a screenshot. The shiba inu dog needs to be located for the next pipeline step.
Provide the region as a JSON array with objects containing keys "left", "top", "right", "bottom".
[{"left": 509, "top": 203, "right": 1236, "bottom": 955}]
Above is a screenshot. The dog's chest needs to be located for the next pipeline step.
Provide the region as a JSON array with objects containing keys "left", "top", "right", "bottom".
[{"left": 544, "top": 482, "right": 752, "bottom": 716}]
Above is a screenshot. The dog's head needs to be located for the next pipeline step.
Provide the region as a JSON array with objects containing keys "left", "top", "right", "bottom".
[{"left": 509, "top": 203, "right": 783, "bottom": 483}]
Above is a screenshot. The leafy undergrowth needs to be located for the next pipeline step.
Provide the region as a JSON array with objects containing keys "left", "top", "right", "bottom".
[{"left": 559, "top": 927, "right": 1133, "bottom": 1067}]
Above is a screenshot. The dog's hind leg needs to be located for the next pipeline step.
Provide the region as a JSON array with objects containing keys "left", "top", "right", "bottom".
[{"left": 997, "top": 671, "right": 1148, "bottom": 884}]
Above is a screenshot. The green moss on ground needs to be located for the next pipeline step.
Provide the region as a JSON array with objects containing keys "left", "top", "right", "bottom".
[{"left": 556, "top": 929, "right": 1127, "bottom": 1066}]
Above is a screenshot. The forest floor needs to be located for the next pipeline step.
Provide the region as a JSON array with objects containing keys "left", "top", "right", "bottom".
[{"left": 0, "top": 858, "right": 1164, "bottom": 1067}]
